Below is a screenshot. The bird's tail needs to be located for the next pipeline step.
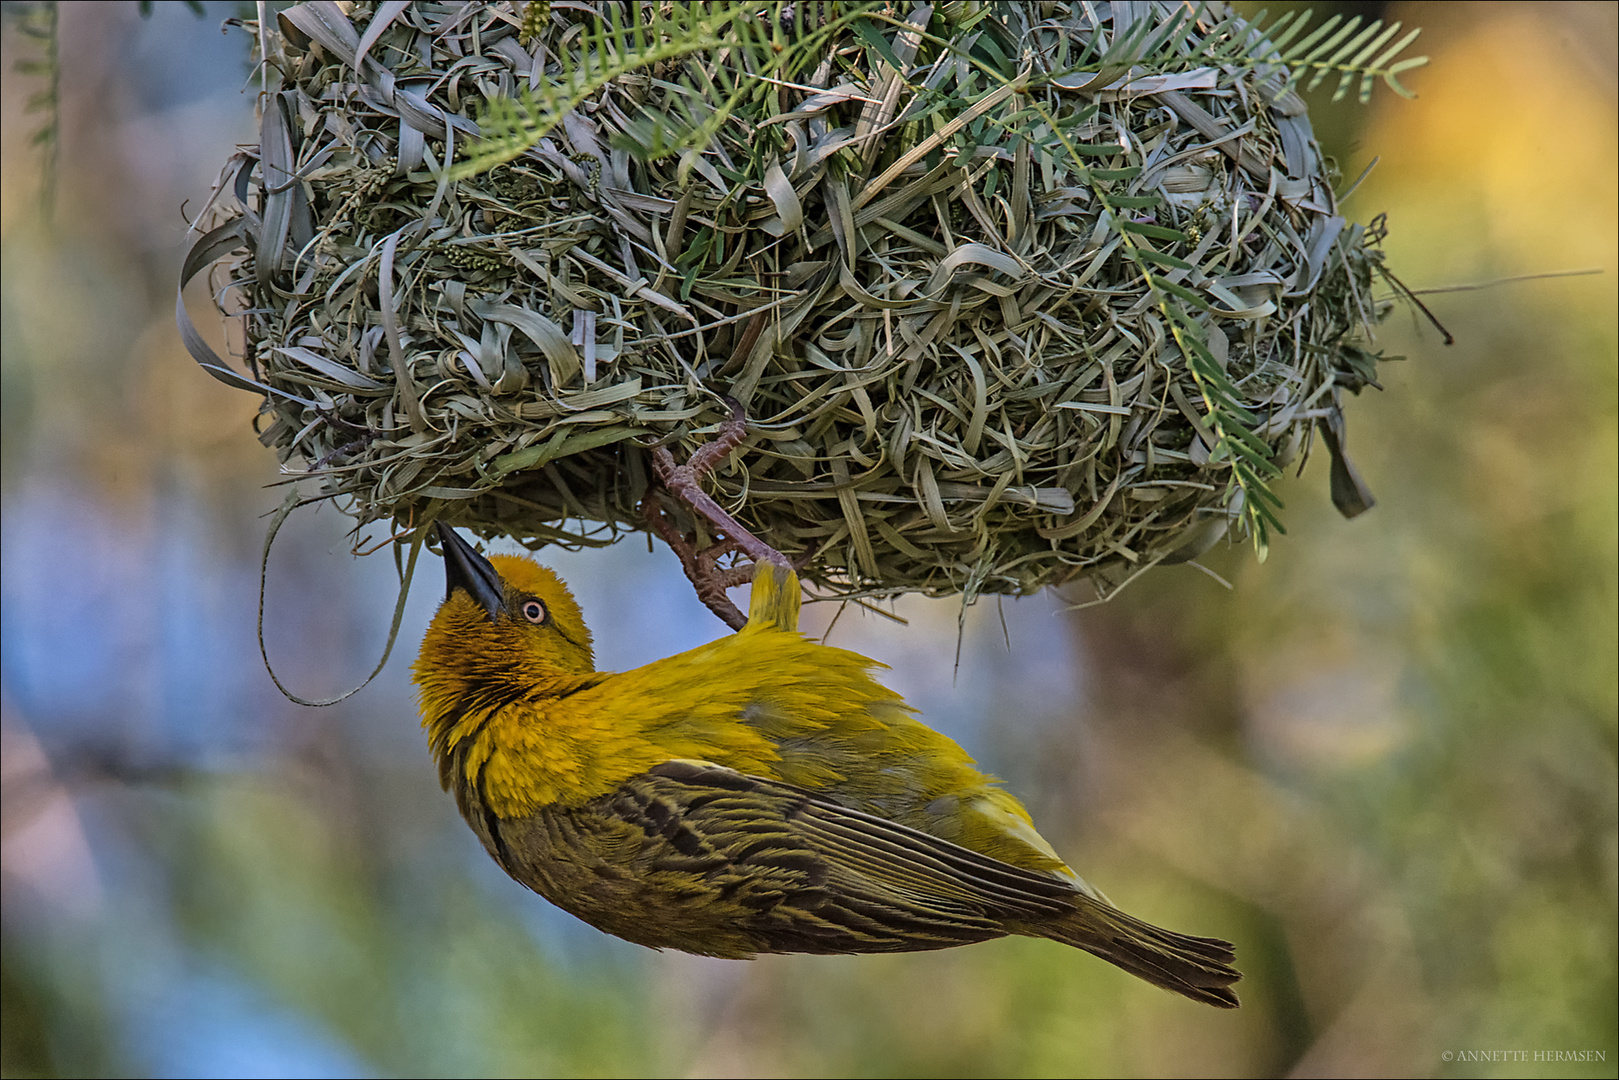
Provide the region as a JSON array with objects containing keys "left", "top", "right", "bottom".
[
  {"left": 747, "top": 563, "right": 801, "bottom": 632},
  {"left": 1031, "top": 896, "right": 1242, "bottom": 1008}
]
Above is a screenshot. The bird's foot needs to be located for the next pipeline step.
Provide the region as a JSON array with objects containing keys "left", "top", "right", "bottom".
[{"left": 643, "top": 399, "right": 793, "bottom": 630}]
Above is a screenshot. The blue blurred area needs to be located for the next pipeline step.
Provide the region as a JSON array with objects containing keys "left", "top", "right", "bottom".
[
  {"left": 122, "top": 964, "right": 374, "bottom": 1079},
  {"left": 122, "top": 1, "right": 255, "bottom": 113}
]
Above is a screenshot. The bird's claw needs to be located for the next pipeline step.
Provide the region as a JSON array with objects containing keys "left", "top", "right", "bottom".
[{"left": 643, "top": 400, "right": 794, "bottom": 629}]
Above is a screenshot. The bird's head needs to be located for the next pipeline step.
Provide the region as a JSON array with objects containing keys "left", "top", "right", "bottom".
[{"left": 415, "top": 525, "right": 596, "bottom": 699}]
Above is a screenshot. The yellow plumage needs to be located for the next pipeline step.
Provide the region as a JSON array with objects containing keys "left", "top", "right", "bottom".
[{"left": 413, "top": 527, "right": 1241, "bottom": 1007}]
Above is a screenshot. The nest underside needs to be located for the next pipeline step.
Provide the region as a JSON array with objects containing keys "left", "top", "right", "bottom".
[{"left": 206, "top": 0, "right": 1390, "bottom": 602}]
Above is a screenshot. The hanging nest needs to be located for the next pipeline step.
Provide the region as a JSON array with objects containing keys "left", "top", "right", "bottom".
[{"left": 182, "top": 0, "right": 1417, "bottom": 603}]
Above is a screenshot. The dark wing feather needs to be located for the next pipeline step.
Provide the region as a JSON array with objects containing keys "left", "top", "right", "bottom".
[
  {"left": 476, "top": 761, "right": 1241, "bottom": 1005},
  {"left": 472, "top": 757, "right": 1087, "bottom": 958},
  {"left": 480, "top": 760, "right": 1079, "bottom": 957},
  {"left": 652, "top": 760, "right": 1081, "bottom": 918}
]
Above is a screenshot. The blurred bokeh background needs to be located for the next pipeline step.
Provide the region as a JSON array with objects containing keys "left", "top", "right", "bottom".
[{"left": 2, "top": 2, "right": 1613, "bottom": 1077}]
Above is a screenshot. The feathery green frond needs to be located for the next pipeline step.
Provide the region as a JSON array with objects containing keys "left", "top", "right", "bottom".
[
  {"left": 5, "top": 0, "right": 60, "bottom": 216},
  {"left": 453, "top": 3, "right": 883, "bottom": 182},
  {"left": 1268, "top": 11, "right": 1427, "bottom": 102}
]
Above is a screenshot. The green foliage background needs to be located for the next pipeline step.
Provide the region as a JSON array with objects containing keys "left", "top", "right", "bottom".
[{"left": 2, "top": 3, "right": 1614, "bottom": 1077}]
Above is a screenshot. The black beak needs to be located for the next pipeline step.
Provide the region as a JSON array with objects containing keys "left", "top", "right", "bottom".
[{"left": 436, "top": 523, "right": 506, "bottom": 622}]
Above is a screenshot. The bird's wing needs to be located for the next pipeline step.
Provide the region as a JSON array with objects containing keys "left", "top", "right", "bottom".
[
  {"left": 692, "top": 762, "right": 1076, "bottom": 908},
  {"left": 663, "top": 761, "right": 1081, "bottom": 910},
  {"left": 494, "top": 758, "right": 1085, "bottom": 957}
]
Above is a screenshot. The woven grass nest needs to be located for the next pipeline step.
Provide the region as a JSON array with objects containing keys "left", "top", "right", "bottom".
[{"left": 183, "top": 0, "right": 1416, "bottom": 604}]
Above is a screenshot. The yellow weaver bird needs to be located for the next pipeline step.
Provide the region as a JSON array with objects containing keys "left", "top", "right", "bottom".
[{"left": 415, "top": 524, "right": 1241, "bottom": 1007}]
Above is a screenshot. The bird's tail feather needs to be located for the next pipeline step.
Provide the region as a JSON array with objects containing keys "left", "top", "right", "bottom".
[{"left": 1035, "top": 897, "right": 1242, "bottom": 1008}]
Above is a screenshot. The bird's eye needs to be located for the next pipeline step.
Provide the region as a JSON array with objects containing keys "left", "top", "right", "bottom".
[{"left": 521, "top": 600, "right": 547, "bottom": 624}]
